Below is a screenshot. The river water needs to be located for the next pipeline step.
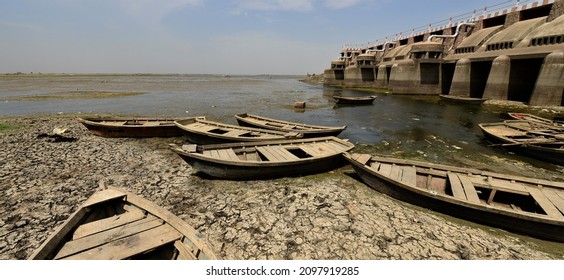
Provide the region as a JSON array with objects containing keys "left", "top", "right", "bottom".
[{"left": 1, "top": 74, "right": 562, "bottom": 177}]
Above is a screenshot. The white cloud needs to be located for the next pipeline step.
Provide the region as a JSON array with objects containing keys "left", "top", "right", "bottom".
[
  {"left": 323, "top": 0, "right": 360, "bottom": 9},
  {"left": 237, "top": 0, "right": 315, "bottom": 12}
]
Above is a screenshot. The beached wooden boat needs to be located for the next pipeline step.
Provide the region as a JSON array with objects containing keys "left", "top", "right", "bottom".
[
  {"left": 175, "top": 118, "right": 302, "bottom": 144},
  {"left": 78, "top": 117, "right": 201, "bottom": 138},
  {"left": 439, "top": 95, "right": 487, "bottom": 105},
  {"left": 333, "top": 95, "right": 376, "bottom": 105},
  {"left": 508, "top": 112, "right": 564, "bottom": 127},
  {"left": 479, "top": 120, "right": 564, "bottom": 165},
  {"left": 234, "top": 113, "right": 347, "bottom": 137},
  {"left": 169, "top": 136, "right": 354, "bottom": 180},
  {"left": 29, "top": 188, "right": 219, "bottom": 260},
  {"left": 344, "top": 153, "right": 564, "bottom": 242}
]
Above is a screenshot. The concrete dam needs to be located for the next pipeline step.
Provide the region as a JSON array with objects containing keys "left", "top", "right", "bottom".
[{"left": 323, "top": 0, "right": 564, "bottom": 107}]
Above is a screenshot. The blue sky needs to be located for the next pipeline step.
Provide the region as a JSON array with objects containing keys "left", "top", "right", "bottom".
[{"left": 0, "top": 0, "right": 517, "bottom": 75}]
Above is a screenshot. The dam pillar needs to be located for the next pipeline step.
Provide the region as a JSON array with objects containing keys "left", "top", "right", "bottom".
[
  {"left": 483, "top": 55, "right": 511, "bottom": 100},
  {"left": 449, "top": 58, "right": 471, "bottom": 97},
  {"left": 529, "top": 51, "right": 564, "bottom": 106},
  {"left": 388, "top": 60, "right": 417, "bottom": 94},
  {"left": 375, "top": 65, "right": 388, "bottom": 88}
]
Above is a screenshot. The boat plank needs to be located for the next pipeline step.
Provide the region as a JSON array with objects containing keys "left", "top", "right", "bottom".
[
  {"left": 542, "top": 189, "right": 564, "bottom": 214},
  {"left": 223, "top": 130, "right": 248, "bottom": 137},
  {"left": 448, "top": 172, "right": 467, "bottom": 200},
  {"left": 300, "top": 145, "right": 323, "bottom": 156},
  {"left": 400, "top": 166, "right": 417, "bottom": 187},
  {"left": 527, "top": 187, "right": 563, "bottom": 219},
  {"left": 256, "top": 146, "right": 282, "bottom": 162},
  {"left": 174, "top": 240, "right": 198, "bottom": 260},
  {"left": 72, "top": 208, "right": 146, "bottom": 240},
  {"left": 62, "top": 224, "right": 183, "bottom": 260},
  {"left": 377, "top": 163, "right": 392, "bottom": 177},
  {"left": 355, "top": 154, "right": 372, "bottom": 165},
  {"left": 217, "top": 149, "right": 240, "bottom": 161},
  {"left": 55, "top": 216, "right": 162, "bottom": 259},
  {"left": 269, "top": 146, "right": 300, "bottom": 161},
  {"left": 457, "top": 174, "right": 481, "bottom": 204},
  {"left": 389, "top": 165, "right": 402, "bottom": 181}
]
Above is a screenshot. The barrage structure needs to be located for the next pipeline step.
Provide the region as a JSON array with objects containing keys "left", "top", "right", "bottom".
[{"left": 324, "top": 0, "right": 564, "bottom": 106}]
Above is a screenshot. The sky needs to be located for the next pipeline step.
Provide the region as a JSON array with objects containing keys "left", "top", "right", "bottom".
[{"left": 0, "top": 0, "right": 522, "bottom": 75}]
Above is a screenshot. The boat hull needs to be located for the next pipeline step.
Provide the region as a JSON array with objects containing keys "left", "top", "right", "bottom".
[
  {"left": 79, "top": 118, "right": 184, "bottom": 138},
  {"left": 480, "top": 124, "right": 564, "bottom": 165},
  {"left": 234, "top": 120, "right": 344, "bottom": 138},
  {"left": 29, "top": 188, "right": 219, "bottom": 260},
  {"left": 177, "top": 152, "right": 347, "bottom": 180},
  {"left": 333, "top": 96, "right": 376, "bottom": 105},
  {"left": 439, "top": 95, "right": 486, "bottom": 105},
  {"left": 345, "top": 154, "right": 564, "bottom": 242}
]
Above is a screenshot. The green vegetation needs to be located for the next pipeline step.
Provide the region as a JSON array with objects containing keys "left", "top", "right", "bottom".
[
  {"left": 0, "top": 123, "right": 23, "bottom": 133},
  {"left": 6, "top": 91, "right": 144, "bottom": 101}
]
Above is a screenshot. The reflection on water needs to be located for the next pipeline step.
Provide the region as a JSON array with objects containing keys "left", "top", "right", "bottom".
[{"left": 1, "top": 75, "right": 562, "bottom": 177}]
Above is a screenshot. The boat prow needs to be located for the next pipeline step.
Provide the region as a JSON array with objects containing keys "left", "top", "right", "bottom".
[{"left": 29, "top": 187, "right": 219, "bottom": 260}]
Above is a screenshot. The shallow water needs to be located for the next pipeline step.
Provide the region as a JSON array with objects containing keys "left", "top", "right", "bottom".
[{"left": 1, "top": 74, "right": 562, "bottom": 177}]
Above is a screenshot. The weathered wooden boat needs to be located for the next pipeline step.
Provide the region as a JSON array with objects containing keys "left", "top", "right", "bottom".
[
  {"left": 344, "top": 153, "right": 564, "bottom": 242},
  {"left": 333, "top": 95, "right": 376, "bottom": 105},
  {"left": 479, "top": 120, "right": 564, "bottom": 165},
  {"left": 234, "top": 113, "right": 347, "bottom": 137},
  {"left": 78, "top": 116, "right": 201, "bottom": 138},
  {"left": 439, "top": 95, "right": 487, "bottom": 105},
  {"left": 29, "top": 188, "right": 219, "bottom": 260},
  {"left": 175, "top": 118, "right": 302, "bottom": 144},
  {"left": 169, "top": 136, "right": 354, "bottom": 180},
  {"left": 508, "top": 112, "right": 564, "bottom": 127}
]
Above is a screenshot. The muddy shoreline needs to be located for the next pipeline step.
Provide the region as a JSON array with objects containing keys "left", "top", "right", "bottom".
[{"left": 1, "top": 116, "right": 562, "bottom": 260}]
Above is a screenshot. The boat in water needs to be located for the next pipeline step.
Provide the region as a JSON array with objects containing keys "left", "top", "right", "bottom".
[
  {"left": 344, "top": 153, "right": 564, "bottom": 242},
  {"left": 439, "top": 95, "right": 487, "bottom": 105},
  {"left": 333, "top": 95, "right": 377, "bottom": 105}
]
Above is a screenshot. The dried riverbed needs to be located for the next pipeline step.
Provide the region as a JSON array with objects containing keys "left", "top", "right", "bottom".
[{"left": 1, "top": 116, "right": 562, "bottom": 260}]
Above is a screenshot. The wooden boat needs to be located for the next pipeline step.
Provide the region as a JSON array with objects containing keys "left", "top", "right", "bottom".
[
  {"left": 175, "top": 118, "right": 302, "bottom": 144},
  {"left": 29, "top": 188, "right": 219, "bottom": 260},
  {"left": 344, "top": 153, "right": 564, "bottom": 242},
  {"left": 479, "top": 120, "right": 564, "bottom": 165},
  {"left": 234, "top": 113, "right": 347, "bottom": 138},
  {"left": 507, "top": 112, "right": 564, "bottom": 127},
  {"left": 439, "top": 95, "right": 487, "bottom": 105},
  {"left": 333, "top": 95, "right": 376, "bottom": 105},
  {"left": 169, "top": 136, "right": 354, "bottom": 180},
  {"left": 78, "top": 116, "right": 201, "bottom": 138}
]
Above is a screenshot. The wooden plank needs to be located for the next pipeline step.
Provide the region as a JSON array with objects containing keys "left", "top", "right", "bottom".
[
  {"left": 457, "top": 174, "right": 481, "bottom": 203},
  {"left": 356, "top": 154, "right": 372, "bottom": 165},
  {"left": 210, "top": 150, "right": 221, "bottom": 159},
  {"left": 269, "top": 146, "right": 300, "bottom": 161},
  {"left": 55, "top": 216, "right": 162, "bottom": 259},
  {"left": 527, "top": 187, "right": 563, "bottom": 218},
  {"left": 448, "top": 172, "right": 467, "bottom": 200},
  {"left": 377, "top": 163, "right": 392, "bottom": 177},
  {"left": 389, "top": 165, "right": 402, "bottom": 181},
  {"left": 174, "top": 240, "right": 198, "bottom": 260},
  {"left": 300, "top": 145, "right": 323, "bottom": 156},
  {"left": 72, "top": 209, "right": 146, "bottom": 240},
  {"left": 256, "top": 146, "right": 282, "bottom": 161},
  {"left": 400, "top": 166, "right": 417, "bottom": 187},
  {"left": 62, "top": 224, "right": 183, "bottom": 260},
  {"left": 203, "top": 150, "right": 213, "bottom": 157},
  {"left": 223, "top": 129, "right": 248, "bottom": 137},
  {"left": 217, "top": 149, "right": 239, "bottom": 160},
  {"left": 542, "top": 189, "right": 564, "bottom": 215}
]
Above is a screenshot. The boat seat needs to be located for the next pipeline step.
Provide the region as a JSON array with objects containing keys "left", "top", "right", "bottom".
[
  {"left": 256, "top": 146, "right": 299, "bottom": 161},
  {"left": 526, "top": 187, "right": 563, "bottom": 219}
]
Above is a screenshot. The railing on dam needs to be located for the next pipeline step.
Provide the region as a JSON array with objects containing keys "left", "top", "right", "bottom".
[{"left": 342, "top": 0, "right": 556, "bottom": 50}]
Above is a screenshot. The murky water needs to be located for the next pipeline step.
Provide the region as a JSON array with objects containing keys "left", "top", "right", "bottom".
[{"left": 1, "top": 74, "right": 562, "bottom": 177}]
